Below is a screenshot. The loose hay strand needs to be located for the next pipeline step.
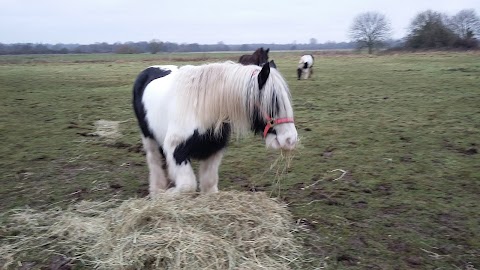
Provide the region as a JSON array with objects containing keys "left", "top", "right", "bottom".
[
  {"left": 267, "top": 136, "right": 302, "bottom": 196},
  {"left": 1, "top": 191, "right": 302, "bottom": 270},
  {"left": 268, "top": 149, "right": 295, "bottom": 195}
]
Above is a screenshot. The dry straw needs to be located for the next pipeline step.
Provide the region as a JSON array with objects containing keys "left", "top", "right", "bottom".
[
  {"left": 266, "top": 137, "right": 303, "bottom": 194},
  {"left": 1, "top": 191, "right": 302, "bottom": 269}
]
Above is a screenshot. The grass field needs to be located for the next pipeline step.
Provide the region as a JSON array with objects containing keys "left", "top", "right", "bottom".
[{"left": 1, "top": 51, "right": 479, "bottom": 269}]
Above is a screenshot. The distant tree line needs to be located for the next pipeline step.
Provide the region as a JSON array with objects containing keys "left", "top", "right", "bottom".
[
  {"left": 0, "top": 40, "right": 357, "bottom": 55},
  {"left": 349, "top": 8, "right": 480, "bottom": 53},
  {"left": 1, "top": 8, "right": 478, "bottom": 55}
]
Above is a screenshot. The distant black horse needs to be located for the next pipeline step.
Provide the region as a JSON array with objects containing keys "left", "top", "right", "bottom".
[{"left": 239, "top": 47, "right": 269, "bottom": 66}]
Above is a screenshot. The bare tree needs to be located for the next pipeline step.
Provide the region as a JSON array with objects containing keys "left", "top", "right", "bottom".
[
  {"left": 449, "top": 9, "right": 480, "bottom": 39},
  {"left": 406, "top": 10, "right": 456, "bottom": 49},
  {"left": 408, "top": 10, "right": 450, "bottom": 32},
  {"left": 148, "top": 39, "right": 163, "bottom": 54},
  {"left": 349, "top": 12, "right": 392, "bottom": 54}
]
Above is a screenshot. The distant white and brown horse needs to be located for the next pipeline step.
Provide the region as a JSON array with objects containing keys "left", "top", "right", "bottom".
[
  {"left": 297, "top": 54, "right": 314, "bottom": 80},
  {"left": 133, "top": 61, "right": 298, "bottom": 195}
]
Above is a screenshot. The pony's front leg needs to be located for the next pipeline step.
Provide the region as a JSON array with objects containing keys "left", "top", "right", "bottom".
[
  {"left": 199, "top": 150, "right": 224, "bottom": 194},
  {"left": 163, "top": 136, "right": 197, "bottom": 193}
]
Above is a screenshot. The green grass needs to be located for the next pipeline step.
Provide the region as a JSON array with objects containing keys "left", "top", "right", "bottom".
[{"left": 1, "top": 51, "right": 479, "bottom": 269}]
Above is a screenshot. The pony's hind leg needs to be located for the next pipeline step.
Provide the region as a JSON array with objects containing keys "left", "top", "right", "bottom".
[
  {"left": 142, "top": 137, "right": 169, "bottom": 196},
  {"left": 198, "top": 150, "right": 224, "bottom": 194}
]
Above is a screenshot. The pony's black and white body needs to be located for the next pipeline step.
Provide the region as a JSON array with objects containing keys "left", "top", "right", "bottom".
[
  {"left": 297, "top": 54, "right": 314, "bottom": 80},
  {"left": 133, "top": 61, "right": 297, "bottom": 195}
]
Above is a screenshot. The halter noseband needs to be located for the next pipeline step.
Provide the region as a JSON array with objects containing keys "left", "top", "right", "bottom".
[{"left": 263, "top": 115, "right": 295, "bottom": 138}]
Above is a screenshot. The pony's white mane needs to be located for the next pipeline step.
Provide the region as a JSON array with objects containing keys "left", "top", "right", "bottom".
[{"left": 172, "top": 62, "right": 292, "bottom": 135}]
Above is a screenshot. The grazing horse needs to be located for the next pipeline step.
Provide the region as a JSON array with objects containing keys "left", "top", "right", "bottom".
[
  {"left": 297, "top": 54, "right": 314, "bottom": 80},
  {"left": 133, "top": 61, "right": 298, "bottom": 195},
  {"left": 239, "top": 47, "right": 270, "bottom": 66}
]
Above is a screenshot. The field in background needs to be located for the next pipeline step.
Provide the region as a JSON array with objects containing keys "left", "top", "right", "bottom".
[{"left": 0, "top": 51, "right": 479, "bottom": 269}]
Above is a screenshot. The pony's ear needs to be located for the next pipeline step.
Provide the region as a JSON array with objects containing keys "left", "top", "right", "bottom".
[
  {"left": 269, "top": 60, "right": 277, "bottom": 69},
  {"left": 266, "top": 48, "right": 270, "bottom": 54},
  {"left": 258, "top": 62, "right": 270, "bottom": 89}
]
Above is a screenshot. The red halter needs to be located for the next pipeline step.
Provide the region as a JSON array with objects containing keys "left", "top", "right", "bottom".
[{"left": 263, "top": 115, "right": 295, "bottom": 138}]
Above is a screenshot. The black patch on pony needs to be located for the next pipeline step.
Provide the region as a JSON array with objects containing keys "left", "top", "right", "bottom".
[
  {"left": 173, "top": 123, "right": 231, "bottom": 165},
  {"left": 303, "top": 62, "right": 308, "bottom": 69},
  {"left": 297, "top": 68, "right": 302, "bottom": 80},
  {"left": 132, "top": 67, "right": 171, "bottom": 138}
]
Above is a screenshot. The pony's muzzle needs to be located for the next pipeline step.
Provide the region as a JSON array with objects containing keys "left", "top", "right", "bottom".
[
  {"left": 285, "top": 137, "right": 297, "bottom": 149},
  {"left": 280, "top": 134, "right": 298, "bottom": 150},
  {"left": 266, "top": 125, "right": 298, "bottom": 150}
]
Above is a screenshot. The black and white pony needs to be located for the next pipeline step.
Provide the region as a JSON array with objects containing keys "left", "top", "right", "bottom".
[
  {"left": 297, "top": 54, "right": 314, "bottom": 80},
  {"left": 133, "top": 61, "right": 298, "bottom": 195}
]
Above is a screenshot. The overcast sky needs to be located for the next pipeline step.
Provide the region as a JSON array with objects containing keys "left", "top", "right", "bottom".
[{"left": 1, "top": 0, "right": 479, "bottom": 45}]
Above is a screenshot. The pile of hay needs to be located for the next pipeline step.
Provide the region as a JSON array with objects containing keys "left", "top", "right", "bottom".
[
  {"left": 92, "top": 119, "right": 122, "bottom": 140},
  {"left": 1, "top": 192, "right": 302, "bottom": 269}
]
